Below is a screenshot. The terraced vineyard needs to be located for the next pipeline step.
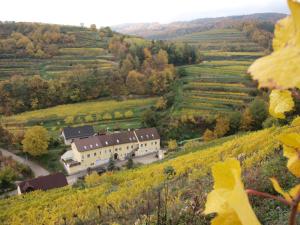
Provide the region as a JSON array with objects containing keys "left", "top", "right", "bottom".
[
  {"left": 0, "top": 26, "right": 116, "bottom": 81},
  {"left": 174, "top": 56, "right": 263, "bottom": 117},
  {"left": 171, "top": 27, "right": 265, "bottom": 118},
  {"left": 172, "top": 28, "right": 265, "bottom": 52},
  {"left": 1, "top": 97, "right": 158, "bottom": 135}
]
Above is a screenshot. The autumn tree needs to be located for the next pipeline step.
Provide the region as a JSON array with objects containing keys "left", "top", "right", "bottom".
[
  {"left": 126, "top": 70, "right": 146, "bottom": 95},
  {"left": 203, "top": 129, "right": 216, "bottom": 142},
  {"left": 214, "top": 115, "right": 230, "bottom": 138},
  {"left": 240, "top": 108, "right": 253, "bottom": 131},
  {"left": 22, "top": 126, "right": 50, "bottom": 156},
  {"left": 168, "top": 140, "right": 178, "bottom": 151}
]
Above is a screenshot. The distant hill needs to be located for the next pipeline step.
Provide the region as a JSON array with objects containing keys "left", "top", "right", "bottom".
[{"left": 112, "top": 13, "right": 286, "bottom": 39}]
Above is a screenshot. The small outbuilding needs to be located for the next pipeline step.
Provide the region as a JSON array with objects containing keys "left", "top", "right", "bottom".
[{"left": 17, "top": 172, "right": 68, "bottom": 195}]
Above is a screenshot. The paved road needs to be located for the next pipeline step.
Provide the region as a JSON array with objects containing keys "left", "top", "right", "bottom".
[{"left": 0, "top": 148, "right": 50, "bottom": 177}]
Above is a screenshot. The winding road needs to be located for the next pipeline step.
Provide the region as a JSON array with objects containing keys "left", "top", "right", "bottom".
[{"left": 0, "top": 148, "right": 50, "bottom": 177}]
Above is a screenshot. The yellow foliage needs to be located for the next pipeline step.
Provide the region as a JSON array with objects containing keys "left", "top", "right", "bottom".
[
  {"left": 270, "top": 178, "right": 300, "bottom": 212},
  {"left": 278, "top": 133, "right": 300, "bottom": 177},
  {"left": 1, "top": 125, "right": 300, "bottom": 224},
  {"left": 22, "top": 126, "right": 49, "bottom": 156},
  {"left": 85, "top": 172, "right": 102, "bottom": 187},
  {"left": 168, "top": 140, "right": 178, "bottom": 151},
  {"left": 204, "top": 158, "right": 261, "bottom": 225},
  {"left": 248, "top": 0, "right": 300, "bottom": 89},
  {"left": 269, "top": 90, "right": 294, "bottom": 119}
]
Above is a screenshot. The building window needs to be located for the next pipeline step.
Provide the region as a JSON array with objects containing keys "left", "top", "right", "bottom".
[
  {"left": 94, "top": 153, "right": 96, "bottom": 156},
  {"left": 91, "top": 163, "right": 94, "bottom": 166},
  {"left": 127, "top": 146, "right": 129, "bottom": 149},
  {"left": 87, "top": 154, "right": 90, "bottom": 158},
  {"left": 145, "top": 143, "right": 147, "bottom": 147},
  {"left": 115, "top": 148, "right": 117, "bottom": 151},
  {"left": 119, "top": 148, "right": 121, "bottom": 150},
  {"left": 155, "top": 142, "right": 157, "bottom": 144},
  {"left": 141, "top": 144, "right": 143, "bottom": 147},
  {"left": 131, "top": 145, "right": 133, "bottom": 149}
]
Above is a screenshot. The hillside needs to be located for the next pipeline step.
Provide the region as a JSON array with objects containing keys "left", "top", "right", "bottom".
[
  {"left": 112, "top": 13, "right": 286, "bottom": 40},
  {"left": 0, "top": 123, "right": 299, "bottom": 224},
  {"left": 0, "top": 23, "right": 116, "bottom": 81}
]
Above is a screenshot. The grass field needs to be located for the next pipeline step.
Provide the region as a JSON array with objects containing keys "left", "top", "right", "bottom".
[{"left": 1, "top": 97, "right": 158, "bottom": 135}]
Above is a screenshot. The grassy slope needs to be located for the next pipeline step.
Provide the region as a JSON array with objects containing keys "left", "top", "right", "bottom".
[{"left": 1, "top": 124, "right": 299, "bottom": 224}]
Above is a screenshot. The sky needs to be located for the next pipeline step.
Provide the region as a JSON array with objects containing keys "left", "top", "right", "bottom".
[{"left": 0, "top": 0, "right": 289, "bottom": 27}]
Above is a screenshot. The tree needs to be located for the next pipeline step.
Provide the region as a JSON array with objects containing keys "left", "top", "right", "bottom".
[
  {"left": 240, "top": 108, "right": 253, "bottom": 131},
  {"left": 90, "top": 24, "right": 97, "bottom": 31},
  {"left": 107, "top": 157, "right": 116, "bottom": 171},
  {"left": 155, "top": 97, "right": 167, "bottom": 110},
  {"left": 0, "top": 124, "right": 14, "bottom": 146},
  {"left": 249, "top": 98, "right": 268, "bottom": 129},
  {"left": 214, "top": 116, "right": 230, "bottom": 138},
  {"left": 126, "top": 70, "right": 146, "bottom": 95},
  {"left": 168, "top": 140, "right": 178, "bottom": 151},
  {"left": 125, "top": 157, "right": 134, "bottom": 169},
  {"left": 203, "top": 129, "right": 216, "bottom": 142},
  {"left": 22, "top": 126, "right": 49, "bottom": 156},
  {"left": 229, "top": 112, "right": 242, "bottom": 133},
  {"left": 155, "top": 49, "right": 169, "bottom": 70}
]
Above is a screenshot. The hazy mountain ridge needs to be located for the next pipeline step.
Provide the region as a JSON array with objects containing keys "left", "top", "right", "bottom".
[{"left": 112, "top": 13, "right": 286, "bottom": 39}]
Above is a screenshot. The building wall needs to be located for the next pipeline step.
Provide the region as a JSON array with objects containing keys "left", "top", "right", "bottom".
[
  {"left": 136, "top": 139, "right": 160, "bottom": 156},
  {"left": 66, "top": 138, "right": 160, "bottom": 174}
]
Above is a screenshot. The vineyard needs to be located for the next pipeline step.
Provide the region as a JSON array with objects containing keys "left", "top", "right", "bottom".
[
  {"left": 172, "top": 28, "right": 265, "bottom": 52},
  {"left": 0, "top": 122, "right": 299, "bottom": 224},
  {"left": 170, "top": 27, "right": 265, "bottom": 118},
  {"left": 1, "top": 98, "right": 158, "bottom": 135},
  {"left": 0, "top": 26, "right": 116, "bottom": 81},
  {"left": 174, "top": 59, "right": 258, "bottom": 117}
]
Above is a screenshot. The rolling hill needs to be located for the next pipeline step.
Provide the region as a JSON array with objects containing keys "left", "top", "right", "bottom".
[{"left": 112, "top": 13, "right": 286, "bottom": 39}]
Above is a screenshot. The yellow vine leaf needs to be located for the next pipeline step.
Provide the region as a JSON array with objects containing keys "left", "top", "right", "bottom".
[
  {"left": 291, "top": 116, "right": 300, "bottom": 126},
  {"left": 269, "top": 90, "right": 294, "bottom": 119},
  {"left": 248, "top": 0, "right": 300, "bottom": 89},
  {"left": 204, "top": 158, "right": 261, "bottom": 225},
  {"left": 270, "top": 178, "right": 300, "bottom": 211},
  {"left": 278, "top": 133, "right": 300, "bottom": 177}
]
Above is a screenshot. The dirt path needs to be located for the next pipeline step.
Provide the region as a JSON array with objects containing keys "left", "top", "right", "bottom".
[{"left": 0, "top": 148, "right": 50, "bottom": 177}]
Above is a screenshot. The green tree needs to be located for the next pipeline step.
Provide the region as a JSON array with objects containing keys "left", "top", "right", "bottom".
[
  {"left": 240, "top": 108, "right": 253, "bottom": 131},
  {"left": 22, "top": 126, "right": 49, "bottom": 156},
  {"left": 126, "top": 157, "right": 134, "bottom": 169},
  {"left": 249, "top": 98, "right": 268, "bottom": 129},
  {"left": 107, "top": 157, "right": 116, "bottom": 171}
]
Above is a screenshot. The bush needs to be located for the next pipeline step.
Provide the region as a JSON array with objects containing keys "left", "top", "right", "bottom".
[
  {"left": 229, "top": 111, "right": 242, "bottom": 133},
  {"left": 203, "top": 129, "right": 216, "bottom": 142},
  {"left": 183, "top": 141, "right": 202, "bottom": 151},
  {"left": 85, "top": 115, "right": 94, "bottom": 122},
  {"left": 124, "top": 110, "right": 134, "bottom": 118},
  {"left": 249, "top": 98, "right": 268, "bottom": 129},
  {"left": 85, "top": 172, "right": 102, "bottom": 187},
  {"left": 262, "top": 117, "right": 280, "bottom": 128},
  {"left": 114, "top": 111, "right": 123, "bottom": 120},
  {"left": 168, "top": 140, "right": 178, "bottom": 151},
  {"left": 214, "top": 115, "right": 230, "bottom": 138},
  {"left": 103, "top": 113, "right": 112, "bottom": 120},
  {"left": 64, "top": 116, "right": 74, "bottom": 124}
]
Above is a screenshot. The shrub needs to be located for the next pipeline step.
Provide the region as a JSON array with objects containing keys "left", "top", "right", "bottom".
[
  {"left": 124, "top": 110, "right": 134, "bottom": 118},
  {"left": 203, "top": 129, "right": 216, "bottom": 142},
  {"left": 85, "top": 172, "right": 102, "bottom": 187},
  {"left": 168, "top": 140, "right": 178, "bottom": 151},
  {"left": 183, "top": 141, "right": 202, "bottom": 151},
  {"left": 249, "top": 98, "right": 268, "bottom": 129},
  {"left": 240, "top": 108, "right": 253, "bottom": 131},
  {"left": 103, "top": 113, "right": 112, "bottom": 120},
  {"left": 114, "top": 111, "right": 123, "bottom": 120},
  {"left": 85, "top": 115, "right": 94, "bottom": 122},
  {"left": 214, "top": 115, "right": 230, "bottom": 138},
  {"left": 64, "top": 116, "right": 74, "bottom": 124}
]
